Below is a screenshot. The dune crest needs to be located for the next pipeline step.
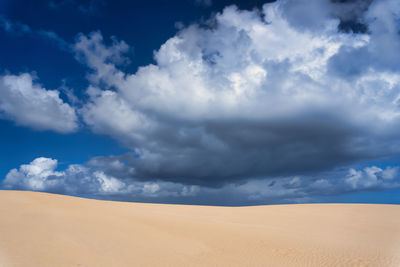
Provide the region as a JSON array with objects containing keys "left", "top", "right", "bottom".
[{"left": 0, "top": 190, "right": 400, "bottom": 266}]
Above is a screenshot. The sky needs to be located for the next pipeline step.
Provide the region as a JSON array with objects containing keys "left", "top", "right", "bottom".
[{"left": 1, "top": 0, "right": 400, "bottom": 205}]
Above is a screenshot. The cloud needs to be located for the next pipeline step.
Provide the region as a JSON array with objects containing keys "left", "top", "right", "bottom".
[
  {"left": 328, "top": 0, "right": 400, "bottom": 75},
  {"left": 2, "top": 157, "right": 201, "bottom": 200},
  {"left": 70, "top": 0, "right": 400, "bottom": 189},
  {"left": 3, "top": 157, "right": 399, "bottom": 205},
  {"left": 345, "top": 166, "right": 399, "bottom": 189},
  {"left": 73, "top": 31, "right": 130, "bottom": 85},
  {"left": 280, "top": 0, "right": 373, "bottom": 32},
  {"left": 2, "top": 0, "right": 400, "bottom": 204},
  {"left": 0, "top": 17, "right": 79, "bottom": 133},
  {"left": 0, "top": 73, "right": 78, "bottom": 133}
]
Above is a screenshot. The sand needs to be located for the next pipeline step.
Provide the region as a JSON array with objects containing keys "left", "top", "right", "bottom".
[{"left": 0, "top": 191, "right": 400, "bottom": 266}]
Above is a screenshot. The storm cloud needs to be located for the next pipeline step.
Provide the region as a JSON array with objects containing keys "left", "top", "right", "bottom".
[{"left": 76, "top": 0, "right": 400, "bottom": 185}]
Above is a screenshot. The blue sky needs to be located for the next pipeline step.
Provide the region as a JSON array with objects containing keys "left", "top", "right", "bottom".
[{"left": 1, "top": 0, "right": 400, "bottom": 205}]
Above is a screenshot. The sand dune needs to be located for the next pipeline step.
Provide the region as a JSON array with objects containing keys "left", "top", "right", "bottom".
[{"left": 0, "top": 191, "right": 400, "bottom": 266}]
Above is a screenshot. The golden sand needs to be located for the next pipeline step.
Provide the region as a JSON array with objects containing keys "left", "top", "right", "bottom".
[{"left": 0, "top": 190, "right": 400, "bottom": 266}]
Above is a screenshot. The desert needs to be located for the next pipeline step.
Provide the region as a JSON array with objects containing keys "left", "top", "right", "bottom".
[{"left": 0, "top": 190, "right": 399, "bottom": 267}]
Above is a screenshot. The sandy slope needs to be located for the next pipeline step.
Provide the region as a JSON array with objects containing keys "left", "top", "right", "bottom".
[{"left": 0, "top": 191, "right": 400, "bottom": 266}]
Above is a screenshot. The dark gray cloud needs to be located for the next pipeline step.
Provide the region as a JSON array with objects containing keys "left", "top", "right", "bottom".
[
  {"left": 2, "top": 156, "right": 399, "bottom": 205},
  {"left": 130, "top": 117, "right": 368, "bottom": 185}
]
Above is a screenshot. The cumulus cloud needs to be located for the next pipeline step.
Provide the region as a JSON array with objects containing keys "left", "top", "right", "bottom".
[
  {"left": 0, "top": 73, "right": 78, "bottom": 133},
  {"left": 70, "top": 0, "right": 400, "bottom": 189},
  {"left": 3, "top": 157, "right": 399, "bottom": 205},
  {"left": 2, "top": 157, "right": 202, "bottom": 201},
  {"left": 345, "top": 166, "right": 400, "bottom": 189},
  {"left": 0, "top": 17, "right": 78, "bottom": 132},
  {"left": 74, "top": 31, "right": 130, "bottom": 85}
]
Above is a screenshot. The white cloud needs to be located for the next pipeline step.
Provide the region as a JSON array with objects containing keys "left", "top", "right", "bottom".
[
  {"left": 345, "top": 166, "right": 400, "bottom": 189},
  {"left": 0, "top": 73, "right": 78, "bottom": 133},
  {"left": 2, "top": 157, "right": 203, "bottom": 199},
  {"left": 2, "top": 157, "right": 127, "bottom": 194},
  {"left": 3, "top": 157, "right": 63, "bottom": 191},
  {"left": 74, "top": 31, "right": 129, "bottom": 85}
]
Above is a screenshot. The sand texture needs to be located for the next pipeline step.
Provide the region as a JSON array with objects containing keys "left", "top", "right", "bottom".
[{"left": 0, "top": 190, "right": 400, "bottom": 266}]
